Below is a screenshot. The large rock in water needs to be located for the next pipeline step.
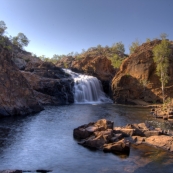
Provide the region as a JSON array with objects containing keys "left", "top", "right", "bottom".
[
  {"left": 73, "top": 119, "right": 114, "bottom": 139},
  {"left": 74, "top": 119, "right": 130, "bottom": 154},
  {"left": 0, "top": 45, "right": 43, "bottom": 116},
  {"left": 74, "top": 119, "right": 173, "bottom": 154},
  {"left": 144, "top": 135, "right": 173, "bottom": 151},
  {"left": 111, "top": 39, "right": 173, "bottom": 104}
]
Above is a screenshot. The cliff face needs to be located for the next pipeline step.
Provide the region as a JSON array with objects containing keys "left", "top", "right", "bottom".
[
  {"left": 111, "top": 40, "right": 173, "bottom": 104},
  {"left": 56, "top": 55, "right": 116, "bottom": 94},
  {"left": 0, "top": 45, "right": 43, "bottom": 117},
  {"left": 0, "top": 37, "right": 74, "bottom": 116},
  {"left": 22, "top": 62, "right": 74, "bottom": 105}
]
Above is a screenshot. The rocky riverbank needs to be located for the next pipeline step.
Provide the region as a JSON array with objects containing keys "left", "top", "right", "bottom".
[
  {"left": 150, "top": 106, "right": 173, "bottom": 121},
  {"left": 74, "top": 119, "right": 173, "bottom": 155},
  {"left": 0, "top": 43, "right": 74, "bottom": 117}
]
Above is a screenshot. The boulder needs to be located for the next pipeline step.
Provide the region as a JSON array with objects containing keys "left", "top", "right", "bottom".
[
  {"left": 73, "top": 119, "right": 114, "bottom": 139},
  {"left": 74, "top": 119, "right": 129, "bottom": 154},
  {"left": 73, "top": 122, "right": 95, "bottom": 139},
  {"left": 74, "top": 120, "right": 173, "bottom": 155},
  {"left": 94, "top": 119, "right": 114, "bottom": 130},
  {"left": 132, "top": 136, "right": 146, "bottom": 144},
  {"left": 145, "top": 135, "right": 173, "bottom": 152},
  {"left": 114, "top": 123, "right": 163, "bottom": 137},
  {"left": 79, "top": 134, "right": 108, "bottom": 149},
  {"left": 103, "top": 139, "right": 130, "bottom": 154}
]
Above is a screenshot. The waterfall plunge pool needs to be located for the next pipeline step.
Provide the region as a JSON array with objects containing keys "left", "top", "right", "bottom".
[
  {"left": 0, "top": 104, "right": 173, "bottom": 173},
  {"left": 0, "top": 70, "right": 173, "bottom": 172}
]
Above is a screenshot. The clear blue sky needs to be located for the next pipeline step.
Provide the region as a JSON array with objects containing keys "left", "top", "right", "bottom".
[{"left": 0, "top": 0, "right": 173, "bottom": 57}]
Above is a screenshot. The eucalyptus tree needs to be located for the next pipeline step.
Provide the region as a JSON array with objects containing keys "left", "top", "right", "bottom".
[
  {"left": 0, "top": 20, "right": 7, "bottom": 35},
  {"left": 12, "top": 32, "right": 29, "bottom": 49},
  {"left": 129, "top": 40, "right": 140, "bottom": 54},
  {"left": 152, "top": 38, "right": 171, "bottom": 103},
  {"left": 112, "top": 42, "right": 125, "bottom": 53}
]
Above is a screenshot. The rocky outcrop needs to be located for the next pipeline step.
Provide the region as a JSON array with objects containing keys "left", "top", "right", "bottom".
[
  {"left": 74, "top": 119, "right": 130, "bottom": 154},
  {"left": 22, "top": 71, "right": 74, "bottom": 105},
  {"left": 56, "top": 56, "right": 116, "bottom": 94},
  {"left": 0, "top": 38, "right": 74, "bottom": 116},
  {"left": 111, "top": 39, "right": 173, "bottom": 105},
  {"left": 22, "top": 61, "right": 74, "bottom": 105},
  {"left": 150, "top": 107, "right": 173, "bottom": 121},
  {"left": 144, "top": 135, "right": 173, "bottom": 151},
  {"left": 0, "top": 45, "right": 43, "bottom": 117},
  {"left": 115, "top": 122, "right": 173, "bottom": 152},
  {"left": 74, "top": 119, "right": 173, "bottom": 155},
  {"left": 12, "top": 51, "right": 42, "bottom": 70}
]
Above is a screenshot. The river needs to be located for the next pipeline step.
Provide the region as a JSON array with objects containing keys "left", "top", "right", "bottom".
[{"left": 0, "top": 104, "right": 173, "bottom": 173}]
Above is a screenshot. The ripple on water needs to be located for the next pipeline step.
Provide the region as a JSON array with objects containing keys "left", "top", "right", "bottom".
[{"left": 0, "top": 104, "right": 173, "bottom": 172}]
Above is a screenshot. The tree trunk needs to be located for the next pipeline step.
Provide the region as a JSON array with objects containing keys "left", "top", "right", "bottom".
[{"left": 161, "top": 70, "right": 165, "bottom": 103}]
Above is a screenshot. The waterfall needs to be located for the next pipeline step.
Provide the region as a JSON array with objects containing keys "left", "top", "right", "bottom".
[{"left": 64, "top": 69, "right": 112, "bottom": 104}]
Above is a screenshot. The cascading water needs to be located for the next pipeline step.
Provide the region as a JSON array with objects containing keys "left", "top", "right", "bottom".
[{"left": 64, "top": 69, "right": 112, "bottom": 104}]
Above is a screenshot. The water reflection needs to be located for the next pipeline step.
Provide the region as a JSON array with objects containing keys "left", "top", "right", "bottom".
[{"left": 0, "top": 104, "right": 173, "bottom": 172}]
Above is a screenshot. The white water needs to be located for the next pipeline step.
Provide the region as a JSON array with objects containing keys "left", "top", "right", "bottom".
[{"left": 64, "top": 69, "right": 112, "bottom": 104}]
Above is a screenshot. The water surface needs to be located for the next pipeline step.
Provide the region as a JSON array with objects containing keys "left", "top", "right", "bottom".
[{"left": 0, "top": 104, "right": 173, "bottom": 173}]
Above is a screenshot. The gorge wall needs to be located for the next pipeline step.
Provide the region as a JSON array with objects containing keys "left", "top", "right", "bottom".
[
  {"left": 111, "top": 40, "right": 173, "bottom": 105},
  {"left": 0, "top": 43, "right": 74, "bottom": 116},
  {"left": 0, "top": 45, "right": 43, "bottom": 116}
]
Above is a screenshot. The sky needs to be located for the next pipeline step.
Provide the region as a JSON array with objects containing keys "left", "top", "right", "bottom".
[{"left": 0, "top": 0, "right": 173, "bottom": 58}]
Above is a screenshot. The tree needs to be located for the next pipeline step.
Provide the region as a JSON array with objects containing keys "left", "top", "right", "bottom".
[
  {"left": 110, "top": 54, "right": 124, "bottom": 68},
  {"left": 0, "top": 20, "right": 7, "bottom": 35},
  {"left": 97, "top": 44, "right": 102, "bottom": 49},
  {"left": 129, "top": 40, "right": 140, "bottom": 54},
  {"left": 160, "top": 33, "right": 168, "bottom": 40},
  {"left": 39, "top": 55, "right": 46, "bottom": 61},
  {"left": 112, "top": 42, "right": 125, "bottom": 53},
  {"left": 146, "top": 38, "right": 151, "bottom": 43},
  {"left": 12, "top": 32, "right": 29, "bottom": 49},
  {"left": 152, "top": 39, "right": 171, "bottom": 103}
]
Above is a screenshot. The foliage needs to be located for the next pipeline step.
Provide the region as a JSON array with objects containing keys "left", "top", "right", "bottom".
[
  {"left": 39, "top": 55, "right": 47, "bottom": 61},
  {"left": 160, "top": 33, "right": 168, "bottom": 40},
  {"left": 12, "top": 32, "right": 29, "bottom": 49},
  {"left": 110, "top": 54, "right": 124, "bottom": 68},
  {"left": 152, "top": 39, "right": 171, "bottom": 103},
  {"left": 0, "top": 20, "right": 7, "bottom": 35},
  {"left": 129, "top": 40, "right": 140, "bottom": 54},
  {"left": 112, "top": 41, "right": 125, "bottom": 53},
  {"left": 146, "top": 38, "right": 151, "bottom": 43},
  {"left": 75, "top": 55, "right": 83, "bottom": 60},
  {"left": 140, "top": 79, "right": 148, "bottom": 91},
  {"left": 64, "top": 62, "right": 68, "bottom": 68}
]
